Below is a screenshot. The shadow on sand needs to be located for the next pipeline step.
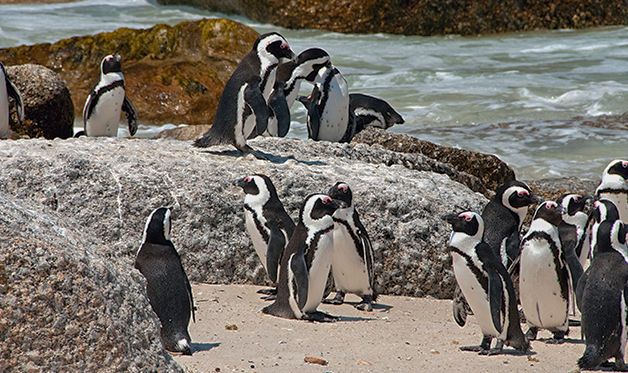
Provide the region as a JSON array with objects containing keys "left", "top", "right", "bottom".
[{"left": 191, "top": 342, "right": 221, "bottom": 353}]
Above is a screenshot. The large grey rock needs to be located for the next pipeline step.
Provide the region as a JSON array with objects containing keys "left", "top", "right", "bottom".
[
  {"left": 0, "top": 194, "right": 181, "bottom": 372},
  {"left": 0, "top": 137, "right": 486, "bottom": 298},
  {"left": 6, "top": 64, "right": 74, "bottom": 139}
]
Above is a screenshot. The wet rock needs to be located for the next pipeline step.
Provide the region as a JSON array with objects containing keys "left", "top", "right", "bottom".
[
  {"left": 0, "top": 195, "right": 181, "bottom": 371},
  {"left": 0, "top": 137, "right": 487, "bottom": 299},
  {"left": 0, "top": 18, "right": 258, "bottom": 126},
  {"left": 155, "top": 0, "right": 628, "bottom": 36},
  {"left": 354, "top": 128, "right": 515, "bottom": 196},
  {"left": 5, "top": 64, "right": 74, "bottom": 139},
  {"left": 574, "top": 112, "right": 628, "bottom": 131}
]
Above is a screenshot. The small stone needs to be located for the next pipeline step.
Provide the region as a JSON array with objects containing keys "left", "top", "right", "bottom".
[
  {"left": 430, "top": 349, "right": 439, "bottom": 355},
  {"left": 304, "top": 356, "right": 328, "bottom": 366},
  {"left": 225, "top": 324, "right": 238, "bottom": 331}
]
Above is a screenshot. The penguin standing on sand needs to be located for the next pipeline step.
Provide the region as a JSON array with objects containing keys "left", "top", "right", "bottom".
[
  {"left": 349, "top": 93, "right": 404, "bottom": 134},
  {"left": 0, "top": 62, "right": 24, "bottom": 139},
  {"left": 80, "top": 54, "right": 137, "bottom": 137},
  {"left": 519, "top": 201, "right": 576, "bottom": 343},
  {"left": 194, "top": 33, "right": 296, "bottom": 154},
  {"left": 235, "top": 174, "right": 295, "bottom": 298},
  {"left": 558, "top": 194, "right": 592, "bottom": 267},
  {"left": 263, "top": 194, "right": 344, "bottom": 322},
  {"left": 452, "top": 180, "right": 542, "bottom": 326},
  {"left": 444, "top": 212, "right": 528, "bottom": 355},
  {"left": 135, "top": 207, "right": 195, "bottom": 355},
  {"left": 323, "top": 182, "right": 377, "bottom": 311},
  {"left": 577, "top": 218, "right": 628, "bottom": 371},
  {"left": 595, "top": 159, "right": 628, "bottom": 224}
]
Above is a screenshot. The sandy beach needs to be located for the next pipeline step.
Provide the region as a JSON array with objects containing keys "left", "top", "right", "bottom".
[{"left": 174, "top": 284, "right": 589, "bottom": 372}]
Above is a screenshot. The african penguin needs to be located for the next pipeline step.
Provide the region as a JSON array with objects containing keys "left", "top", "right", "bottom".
[
  {"left": 595, "top": 159, "right": 628, "bottom": 224},
  {"left": 78, "top": 54, "right": 137, "bottom": 137},
  {"left": 558, "top": 194, "right": 592, "bottom": 267},
  {"left": 589, "top": 199, "right": 627, "bottom": 260},
  {"left": 349, "top": 93, "right": 404, "bottom": 134},
  {"left": 452, "top": 180, "right": 542, "bottom": 326},
  {"left": 444, "top": 211, "right": 528, "bottom": 355},
  {"left": 576, "top": 218, "right": 628, "bottom": 371},
  {"left": 135, "top": 207, "right": 195, "bottom": 355},
  {"left": 322, "top": 182, "right": 377, "bottom": 311},
  {"left": 519, "top": 201, "right": 575, "bottom": 343},
  {"left": 0, "top": 62, "right": 24, "bottom": 139},
  {"left": 235, "top": 174, "right": 295, "bottom": 298},
  {"left": 193, "top": 33, "right": 295, "bottom": 154},
  {"left": 263, "top": 194, "right": 345, "bottom": 322}
]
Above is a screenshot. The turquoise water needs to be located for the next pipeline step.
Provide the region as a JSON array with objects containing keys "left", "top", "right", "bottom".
[{"left": 0, "top": 0, "right": 626, "bottom": 179}]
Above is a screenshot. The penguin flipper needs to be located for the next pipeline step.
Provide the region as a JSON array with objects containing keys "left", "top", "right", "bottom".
[
  {"left": 5, "top": 75, "right": 24, "bottom": 124},
  {"left": 487, "top": 267, "right": 504, "bottom": 334},
  {"left": 289, "top": 250, "right": 309, "bottom": 310},
  {"left": 575, "top": 268, "right": 588, "bottom": 313},
  {"left": 82, "top": 89, "right": 98, "bottom": 132},
  {"left": 354, "top": 211, "right": 377, "bottom": 299},
  {"left": 266, "top": 224, "right": 286, "bottom": 284},
  {"left": 122, "top": 96, "right": 138, "bottom": 136},
  {"left": 244, "top": 80, "right": 269, "bottom": 137},
  {"left": 298, "top": 86, "right": 321, "bottom": 140},
  {"left": 268, "top": 87, "right": 291, "bottom": 137},
  {"left": 564, "top": 249, "right": 584, "bottom": 296}
]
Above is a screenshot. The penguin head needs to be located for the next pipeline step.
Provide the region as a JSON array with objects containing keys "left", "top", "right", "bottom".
[
  {"left": 255, "top": 32, "right": 296, "bottom": 65},
  {"left": 592, "top": 199, "right": 621, "bottom": 224},
  {"left": 300, "top": 194, "right": 346, "bottom": 230},
  {"left": 594, "top": 219, "right": 627, "bottom": 255},
  {"left": 295, "top": 48, "right": 332, "bottom": 82},
  {"left": 234, "top": 174, "right": 276, "bottom": 207},
  {"left": 327, "top": 182, "right": 353, "bottom": 207},
  {"left": 443, "top": 211, "right": 484, "bottom": 238},
  {"left": 384, "top": 108, "right": 405, "bottom": 127},
  {"left": 496, "top": 180, "right": 542, "bottom": 212},
  {"left": 142, "top": 207, "right": 172, "bottom": 245},
  {"left": 531, "top": 201, "right": 564, "bottom": 226},
  {"left": 101, "top": 54, "right": 122, "bottom": 75},
  {"left": 558, "top": 193, "right": 592, "bottom": 217},
  {"left": 597, "top": 159, "right": 628, "bottom": 193}
]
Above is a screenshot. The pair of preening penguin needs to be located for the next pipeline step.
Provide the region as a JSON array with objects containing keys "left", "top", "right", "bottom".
[
  {"left": 444, "top": 159, "right": 628, "bottom": 371},
  {"left": 134, "top": 176, "right": 376, "bottom": 354}
]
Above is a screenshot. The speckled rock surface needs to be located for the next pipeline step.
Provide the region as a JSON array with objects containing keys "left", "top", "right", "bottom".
[
  {"left": 0, "top": 137, "right": 486, "bottom": 299},
  {"left": 0, "top": 195, "right": 181, "bottom": 372},
  {"left": 5, "top": 64, "right": 74, "bottom": 139}
]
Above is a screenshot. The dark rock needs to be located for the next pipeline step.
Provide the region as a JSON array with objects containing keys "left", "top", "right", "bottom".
[
  {"left": 155, "top": 0, "right": 628, "bottom": 36},
  {"left": 0, "top": 18, "right": 258, "bottom": 126},
  {"left": 354, "top": 128, "right": 515, "bottom": 196},
  {"left": 525, "top": 177, "right": 598, "bottom": 203},
  {"left": 0, "top": 137, "right": 487, "bottom": 299},
  {"left": 574, "top": 112, "right": 628, "bottom": 131},
  {"left": 5, "top": 64, "right": 74, "bottom": 139},
  {"left": 0, "top": 195, "right": 182, "bottom": 371}
]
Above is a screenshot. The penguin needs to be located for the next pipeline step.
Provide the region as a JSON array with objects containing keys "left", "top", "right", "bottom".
[
  {"left": 263, "top": 194, "right": 344, "bottom": 322},
  {"left": 558, "top": 194, "right": 592, "bottom": 267},
  {"left": 452, "top": 180, "right": 542, "bottom": 326},
  {"left": 576, "top": 218, "right": 628, "bottom": 371},
  {"left": 349, "top": 93, "right": 404, "bottom": 134},
  {"left": 444, "top": 211, "right": 529, "bottom": 355},
  {"left": 322, "top": 182, "right": 377, "bottom": 311},
  {"left": 79, "top": 54, "right": 137, "bottom": 137},
  {"left": 595, "top": 159, "right": 628, "bottom": 224},
  {"left": 135, "top": 207, "right": 195, "bottom": 355},
  {"left": 193, "top": 33, "right": 296, "bottom": 154},
  {"left": 519, "top": 201, "right": 577, "bottom": 343},
  {"left": 235, "top": 174, "right": 295, "bottom": 298},
  {"left": 590, "top": 199, "right": 627, "bottom": 260},
  {"left": 262, "top": 78, "right": 291, "bottom": 138},
  {"left": 297, "top": 53, "right": 355, "bottom": 143},
  {"left": 0, "top": 62, "right": 24, "bottom": 139}
]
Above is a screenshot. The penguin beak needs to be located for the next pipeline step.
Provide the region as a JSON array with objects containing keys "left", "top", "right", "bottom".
[
  {"left": 441, "top": 213, "right": 459, "bottom": 224},
  {"left": 234, "top": 177, "right": 246, "bottom": 188},
  {"left": 114, "top": 54, "right": 121, "bottom": 62},
  {"left": 331, "top": 199, "right": 347, "bottom": 209},
  {"left": 583, "top": 195, "right": 594, "bottom": 203},
  {"left": 531, "top": 195, "right": 544, "bottom": 205}
]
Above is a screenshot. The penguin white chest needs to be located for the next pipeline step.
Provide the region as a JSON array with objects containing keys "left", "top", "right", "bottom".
[
  {"left": 317, "top": 76, "right": 350, "bottom": 142},
  {"left": 519, "top": 237, "right": 568, "bottom": 330},
  {"left": 244, "top": 209, "right": 269, "bottom": 271},
  {"left": 331, "top": 222, "right": 371, "bottom": 294},
  {"left": 86, "top": 86, "right": 125, "bottom": 137},
  {"left": 0, "top": 80, "right": 9, "bottom": 138},
  {"left": 600, "top": 192, "right": 628, "bottom": 224},
  {"left": 303, "top": 231, "right": 334, "bottom": 313}
]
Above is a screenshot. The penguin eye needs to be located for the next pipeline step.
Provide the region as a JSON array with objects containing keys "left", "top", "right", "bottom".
[
  {"left": 573, "top": 196, "right": 581, "bottom": 202},
  {"left": 244, "top": 176, "right": 252, "bottom": 183},
  {"left": 280, "top": 42, "right": 288, "bottom": 50},
  {"left": 622, "top": 161, "right": 628, "bottom": 168},
  {"left": 338, "top": 184, "right": 349, "bottom": 192},
  {"left": 517, "top": 190, "right": 529, "bottom": 197},
  {"left": 545, "top": 202, "right": 556, "bottom": 209},
  {"left": 321, "top": 196, "right": 332, "bottom": 205}
]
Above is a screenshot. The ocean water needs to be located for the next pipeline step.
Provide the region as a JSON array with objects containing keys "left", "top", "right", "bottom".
[{"left": 0, "top": 0, "right": 626, "bottom": 180}]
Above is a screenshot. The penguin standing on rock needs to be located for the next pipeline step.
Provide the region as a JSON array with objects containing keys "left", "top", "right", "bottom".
[
  {"left": 0, "top": 62, "right": 24, "bottom": 139},
  {"left": 263, "top": 194, "right": 345, "bottom": 322},
  {"left": 135, "top": 207, "right": 195, "bottom": 355},
  {"left": 349, "top": 93, "right": 404, "bottom": 134},
  {"left": 79, "top": 54, "right": 137, "bottom": 137},
  {"left": 595, "top": 159, "right": 628, "bottom": 224},
  {"left": 194, "top": 33, "right": 296, "bottom": 154},
  {"left": 444, "top": 212, "right": 529, "bottom": 355},
  {"left": 235, "top": 174, "right": 295, "bottom": 298},
  {"left": 577, "top": 218, "right": 628, "bottom": 371},
  {"left": 323, "top": 182, "right": 377, "bottom": 311}
]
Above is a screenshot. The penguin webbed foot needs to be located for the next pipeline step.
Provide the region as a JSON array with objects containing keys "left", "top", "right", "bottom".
[
  {"left": 478, "top": 340, "right": 504, "bottom": 356},
  {"left": 260, "top": 294, "right": 277, "bottom": 301},
  {"left": 304, "top": 311, "right": 338, "bottom": 323},
  {"left": 322, "top": 291, "right": 345, "bottom": 305},
  {"left": 355, "top": 294, "right": 374, "bottom": 312},
  {"left": 257, "top": 288, "right": 277, "bottom": 295},
  {"left": 525, "top": 327, "right": 538, "bottom": 341},
  {"left": 460, "top": 336, "right": 492, "bottom": 353},
  {"left": 545, "top": 330, "right": 566, "bottom": 344}
]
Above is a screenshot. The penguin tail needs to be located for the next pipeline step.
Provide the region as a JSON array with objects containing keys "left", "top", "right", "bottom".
[
  {"left": 74, "top": 130, "right": 86, "bottom": 138},
  {"left": 578, "top": 344, "right": 601, "bottom": 369},
  {"left": 193, "top": 127, "right": 228, "bottom": 148}
]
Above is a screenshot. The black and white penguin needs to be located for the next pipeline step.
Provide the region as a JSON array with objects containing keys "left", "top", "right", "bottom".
[
  {"left": 79, "top": 54, "right": 137, "bottom": 137},
  {"left": 322, "top": 182, "right": 377, "bottom": 311},
  {"left": 590, "top": 199, "right": 627, "bottom": 260},
  {"left": 452, "top": 180, "right": 542, "bottom": 326},
  {"left": 235, "top": 174, "right": 295, "bottom": 297},
  {"left": 519, "top": 201, "right": 574, "bottom": 343},
  {"left": 577, "top": 218, "right": 628, "bottom": 371},
  {"left": 558, "top": 194, "right": 592, "bottom": 267},
  {"left": 193, "top": 33, "right": 296, "bottom": 153},
  {"left": 0, "top": 62, "right": 24, "bottom": 139},
  {"left": 595, "top": 159, "right": 628, "bottom": 224},
  {"left": 444, "top": 211, "right": 528, "bottom": 355},
  {"left": 135, "top": 207, "right": 195, "bottom": 355},
  {"left": 349, "top": 93, "right": 404, "bottom": 134},
  {"left": 263, "top": 78, "right": 291, "bottom": 138},
  {"left": 263, "top": 194, "right": 344, "bottom": 322}
]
